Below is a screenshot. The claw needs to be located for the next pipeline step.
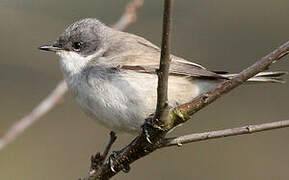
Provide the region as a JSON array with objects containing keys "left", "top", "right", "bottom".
[
  {"left": 108, "top": 151, "right": 118, "bottom": 173},
  {"left": 142, "top": 120, "right": 157, "bottom": 144},
  {"left": 144, "top": 126, "right": 153, "bottom": 144},
  {"left": 110, "top": 162, "right": 117, "bottom": 173},
  {"left": 108, "top": 151, "right": 130, "bottom": 173}
]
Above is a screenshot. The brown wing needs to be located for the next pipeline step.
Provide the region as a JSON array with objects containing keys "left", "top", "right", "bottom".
[
  {"left": 98, "top": 31, "right": 226, "bottom": 79},
  {"left": 119, "top": 60, "right": 225, "bottom": 79}
]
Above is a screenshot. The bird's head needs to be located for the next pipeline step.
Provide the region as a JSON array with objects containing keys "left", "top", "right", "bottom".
[{"left": 39, "top": 18, "right": 111, "bottom": 74}]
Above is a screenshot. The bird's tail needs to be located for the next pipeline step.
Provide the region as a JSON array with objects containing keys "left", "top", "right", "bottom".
[{"left": 222, "top": 71, "right": 288, "bottom": 83}]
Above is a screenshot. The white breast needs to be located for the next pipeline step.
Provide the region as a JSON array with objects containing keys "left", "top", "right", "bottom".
[{"left": 58, "top": 53, "right": 205, "bottom": 134}]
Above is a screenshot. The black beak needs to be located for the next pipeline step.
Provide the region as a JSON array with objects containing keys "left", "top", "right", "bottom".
[{"left": 38, "top": 45, "right": 62, "bottom": 52}]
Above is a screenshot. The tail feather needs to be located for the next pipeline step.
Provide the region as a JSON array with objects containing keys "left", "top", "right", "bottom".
[{"left": 222, "top": 71, "right": 288, "bottom": 84}]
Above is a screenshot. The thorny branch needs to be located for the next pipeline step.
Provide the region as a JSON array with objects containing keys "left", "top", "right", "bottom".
[{"left": 0, "top": 0, "right": 144, "bottom": 151}]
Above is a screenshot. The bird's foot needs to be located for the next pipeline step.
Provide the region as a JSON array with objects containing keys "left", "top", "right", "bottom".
[
  {"left": 90, "top": 131, "right": 117, "bottom": 170},
  {"left": 109, "top": 150, "right": 131, "bottom": 173},
  {"left": 141, "top": 118, "right": 166, "bottom": 148}
]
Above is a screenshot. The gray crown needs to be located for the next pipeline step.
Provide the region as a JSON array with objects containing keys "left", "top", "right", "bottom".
[{"left": 54, "top": 18, "right": 111, "bottom": 56}]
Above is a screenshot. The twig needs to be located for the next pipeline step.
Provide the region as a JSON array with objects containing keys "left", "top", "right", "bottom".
[
  {"left": 112, "top": 0, "right": 143, "bottom": 31},
  {"left": 169, "top": 41, "right": 289, "bottom": 127},
  {"left": 153, "top": 0, "right": 172, "bottom": 128},
  {"left": 0, "top": 80, "right": 67, "bottom": 150},
  {"left": 85, "top": 1, "right": 174, "bottom": 179},
  {"left": 161, "top": 119, "right": 289, "bottom": 147},
  {"left": 0, "top": 0, "right": 144, "bottom": 151}
]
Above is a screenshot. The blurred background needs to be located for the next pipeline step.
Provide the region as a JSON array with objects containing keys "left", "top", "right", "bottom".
[{"left": 0, "top": 0, "right": 288, "bottom": 179}]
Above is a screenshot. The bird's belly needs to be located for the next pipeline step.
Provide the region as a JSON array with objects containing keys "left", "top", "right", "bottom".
[
  {"left": 72, "top": 80, "right": 147, "bottom": 134},
  {"left": 67, "top": 71, "right": 215, "bottom": 134}
]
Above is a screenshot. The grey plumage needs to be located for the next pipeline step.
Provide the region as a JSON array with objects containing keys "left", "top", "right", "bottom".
[{"left": 39, "top": 18, "right": 287, "bottom": 133}]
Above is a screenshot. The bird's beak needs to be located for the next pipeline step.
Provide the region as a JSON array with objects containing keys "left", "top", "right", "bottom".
[{"left": 38, "top": 45, "right": 62, "bottom": 52}]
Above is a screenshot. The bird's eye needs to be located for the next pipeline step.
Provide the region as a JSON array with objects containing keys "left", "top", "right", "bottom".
[{"left": 72, "top": 42, "right": 83, "bottom": 51}]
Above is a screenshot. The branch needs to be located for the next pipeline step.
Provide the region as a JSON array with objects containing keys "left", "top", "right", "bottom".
[
  {"left": 112, "top": 0, "right": 143, "bottom": 31},
  {"left": 0, "top": 0, "right": 144, "bottom": 151},
  {"left": 84, "top": 1, "right": 174, "bottom": 179},
  {"left": 154, "top": 0, "right": 172, "bottom": 129},
  {"left": 0, "top": 81, "right": 67, "bottom": 150},
  {"left": 169, "top": 41, "right": 289, "bottom": 128},
  {"left": 161, "top": 119, "right": 289, "bottom": 148},
  {"left": 86, "top": 40, "right": 289, "bottom": 180},
  {"left": 83, "top": 0, "right": 289, "bottom": 177}
]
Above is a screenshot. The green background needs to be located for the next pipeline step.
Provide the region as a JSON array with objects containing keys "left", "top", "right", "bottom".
[{"left": 0, "top": 0, "right": 288, "bottom": 179}]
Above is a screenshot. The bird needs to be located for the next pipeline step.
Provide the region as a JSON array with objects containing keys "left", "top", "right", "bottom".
[{"left": 39, "top": 18, "right": 287, "bottom": 134}]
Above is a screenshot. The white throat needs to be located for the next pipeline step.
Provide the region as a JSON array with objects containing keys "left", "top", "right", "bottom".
[{"left": 57, "top": 50, "right": 98, "bottom": 78}]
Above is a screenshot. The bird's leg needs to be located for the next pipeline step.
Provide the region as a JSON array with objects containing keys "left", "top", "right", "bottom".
[
  {"left": 142, "top": 114, "right": 156, "bottom": 144},
  {"left": 89, "top": 131, "right": 131, "bottom": 173},
  {"left": 90, "top": 131, "right": 117, "bottom": 170},
  {"left": 102, "top": 131, "right": 117, "bottom": 159},
  {"left": 107, "top": 117, "right": 167, "bottom": 174},
  {"left": 142, "top": 115, "right": 166, "bottom": 146}
]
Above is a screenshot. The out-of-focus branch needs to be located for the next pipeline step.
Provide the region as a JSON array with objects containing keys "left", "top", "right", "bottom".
[
  {"left": 0, "top": 81, "right": 67, "bottom": 150},
  {"left": 0, "top": 0, "right": 144, "bottom": 151},
  {"left": 112, "top": 0, "right": 143, "bottom": 31},
  {"left": 161, "top": 119, "right": 289, "bottom": 148}
]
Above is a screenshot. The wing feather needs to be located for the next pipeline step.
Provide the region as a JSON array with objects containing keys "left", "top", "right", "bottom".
[{"left": 92, "top": 31, "right": 226, "bottom": 79}]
